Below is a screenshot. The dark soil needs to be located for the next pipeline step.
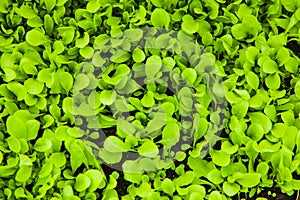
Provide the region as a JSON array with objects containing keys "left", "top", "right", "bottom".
[
  {"left": 287, "top": 41, "right": 300, "bottom": 58},
  {"left": 101, "top": 163, "right": 132, "bottom": 197}
]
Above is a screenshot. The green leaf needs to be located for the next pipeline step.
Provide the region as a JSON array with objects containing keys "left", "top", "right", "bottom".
[
  {"left": 49, "top": 153, "right": 66, "bottom": 168},
  {"left": 161, "top": 178, "right": 175, "bottom": 195},
  {"left": 145, "top": 55, "right": 162, "bottom": 80},
  {"left": 0, "top": 0, "right": 9, "bottom": 13},
  {"left": 110, "top": 50, "right": 131, "bottom": 63},
  {"left": 60, "top": 71, "right": 73, "bottom": 93},
  {"left": 58, "top": 27, "right": 75, "bottom": 44},
  {"left": 6, "top": 136, "right": 21, "bottom": 153},
  {"left": 25, "top": 119, "right": 40, "bottom": 140},
  {"left": 231, "top": 24, "right": 247, "bottom": 40},
  {"left": 75, "top": 32, "right": 90, "bottom": 48},
  {"left": 207, "top": 169, "right": 224, "bottom": 184},
  {"left": 34, "top": 138, "right": 52, "bottom": 152},
  {"left": 281, "top": 110, "right": 295, "bottom": 126},
  {"left": 232, "top": 101, "right": 249, "bottom": 119},
  {"left": 285, "top": 57, "right": 298, "bottom": 73},
  {"left": 248, "top": 112, "right": 272, "bottom": 134},
  {"left": 150, "top": 8, "right": 170, "bottom": 28},
  {"left": 45, "top": 0, "right": 56, "bottom": 12},
  {"left": 258, "top": 140, "right": 281, "bottom": 153},
  {"left": 246, "top": 46, "right": 259, "bottom": 64},
  {"left": 104, "top": 136, "right": 128, "bottom": 153},
  {"left": 223, "top": 182, "right": 240, "bottom": 196},
  {"left": 20, "top": 5, "right": 37, "bottom": 19},
  {"left": 132, "top": 48, "right": 145, "bottom": 63},
  {"left": 182, "top": 16, "right": 199, "bottom": 34},
  {"left": 247, "top": 123, "right": 264, "bottom": 141},
  {"left": 262, "top": 59, "right": 279, "bottom": 74},
  {"left": 86, "top": 0, "right": 100, "bottom": 13},
  {"left": 7, "top": 116, "right": 26, "bottom": 139},
  {"left": 24, "top": 78, "right": 44, "bottom": 95},
  {"left": 100, "top": 90, "right": 117, "bottom": 105},
  {"left": 182, "top": 68, "right": 197, "bottom": 85},
  {"left": 138, "top": 140, "right": 159, "bottom": 158},
  {"left": 295, "top": 81, "right": 300, "bottom": 99},
  {"left": 283, "top": 126, "right": 298, "bottom": 150},
  {"left": 98, "top": 148, "right": 122, "bottom": 164},
  {"left": 75, "top": 174, "right": 91, "bottom": 192},
  {"left": 221, "top": 140, "right": 238, "bottom": 155},
  {"left": 16, "top": 155, "right": 32, "bottom": 182},
  {"left": 85, "top": 169, "right": 106, "bottom": 191},
  {"left": 265, "top": 73, "right": 280, "bottom": 90},
  {"left": 276, "top": 47, "right": 290, "bottom": 66},
  {"left": 161, "top": 122, "right": 180, "bottom": 147},
  {"left": 236, "top": 173, "right": 261, "bottom": 187},
  {"left": 208, "top": 191, "right": 223, "bottom": 200},
  {"left": 141, "top": 91, "right": 155, "bottom": 107},
  {"left": 74, "top": 73, "right": 89, "bottom": 91},
  {"left": 246, "top": 71, "right": 259, "bottom": 90},
  {"left": 7, "top": 82, "right": 27, "bottom": 101},
  {"left": 26, "top": 29, "right": 47, "bottom": 46},
  {"left": 212, "top": 150, "right": 230, "bottom": 166},
  {"left": 124, "top": 29, "right": 144, "bottom": 42}
]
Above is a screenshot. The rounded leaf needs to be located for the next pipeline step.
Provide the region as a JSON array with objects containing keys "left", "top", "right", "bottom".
[
  {"left": 26, "top": 29, "right": 47, "bottom": 46},
  {"left": 150, "top": 8, "right": 170, "bottom": 28},
  {"left": 212, "top": 150, "right": 230, "bottom": 166},
  {"left": 75, "top": 174, "right": 91, "bottom": 192}
]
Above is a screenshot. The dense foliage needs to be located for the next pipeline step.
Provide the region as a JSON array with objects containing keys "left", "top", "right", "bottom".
[{"left": 0, "top": 0, "right": 300, "bottom": 199}]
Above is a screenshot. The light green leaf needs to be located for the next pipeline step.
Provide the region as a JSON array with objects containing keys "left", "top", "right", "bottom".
[
  {"left": 7, "top": 116, "right": 26, "bottom": 139},
  {"left": 232, "top": 101, "right": 249, "bottom": 119},
  {"left": 98, "top": 148, "right": 122, "bottom": 164},
  {"left": 75, "top": 32, "right": 90, "bottom": 48},
  {"left": 223, "top": 182, "right": 240, "bottom": 196},
  {"left": 74, "top": 73, "right": 89, "bottom": 91},
  {"left": 141, "top": 91, "right": 155, "bottom": 107},
  {"left": 6, "top": 136, "right": 21, "bottom": 153},
  {"left": 86, "top": 0, "right": 100, "bottom": 13},
  {"left": 85, "top": 169, "right": 106, "bottom": 191},
  {"left": 262, "top": 59, "right": 279, "bottom": 74},
  {"left": 182, "top": 16, "right": 199, "bottom": 34},
  {"left": 24, "top": 78, "right": 44, "bottom": 95},
  {"left": 25, "top": 119, "right": 40, "bottom": 140},
  {"left": 20, "top": 5, "right": 37, "bottom": 19},
  {"left": 104, "top": 136, "right": 128, "bottom": 153},
  {"left": 161, "top": 178, "right": 175, "bottom": 195},
  {"left": 295, "top": 81, "right": 300, "bottom": 99},
  {"left": 7, "top": 82, "right": 27, "bottom": 101},
  {"left": 246, "top": 71, "right": 259, "bottom": 90},
  {"left": 265, "top": 73, "right": 280, "bottom": 90},
  {"left": 207, "top": 169, "right": 224, "bottom": 184},
  {"left": 161, "top": 122, "right": 180, "bottom": 147},
  {"left": 212, "top": 150, "right": 230, "bottom": 166},
  {"left": 26, "top": 29, "right": 47, "bottom": 46},
  {"left": 132, "top": 48, "right": 145, "bottom": 63},
  {"left": 45, "top": 0, "right": 56, "bottom": 12},
  {"left": 138, "top": 140, "right": 159, "bottom": 158},
  {"left": 145, "top": 55, "right": 162, "bottom": 80},
  {"left": 150, "top": 8, "right": 170, "bottom": 28},
  {"left": 34, "top": 138, "right": 52, "bottom": 152},
  {"left": 49, "top": 153, "right": 66, "bottom": 168},
  {"left": 75, "top": 174, "right": 91, "bottom": 192},
  {"left": 248, "top": 112, "right": 272, "bottom": 134},
  {"left": 100, "top": 90, "right": 117, "bottom": 105},
  {"left": 110, "top": 50, "right": 131, "bottom": 63},
  {"left": 236, "top": 173, "right": 261, "bottom": 187},
  {"left": 182, "top": 68, "right": 197, "bottom": 85},
  {"left": 247, "top": 123, "right": 264, "bottom": 141}
]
